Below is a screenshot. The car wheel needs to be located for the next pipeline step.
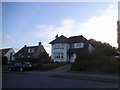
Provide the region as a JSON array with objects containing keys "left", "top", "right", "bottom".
[
  {"left": 20, "top": 68, "right": 23, "bottom": 72},
  {"left": 8, "top": 68, "right": 11, "bottom": 71}
]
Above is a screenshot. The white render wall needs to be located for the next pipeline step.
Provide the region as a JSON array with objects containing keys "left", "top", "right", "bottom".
[
  {"left": 51, "top": 43, "right": 69, "bottom": 62},
  {"left": 69, "top": 54, "right": 76, "bottom": 62},
  {"left": 88, "top": 44, "right": 95, "bottom": 53},
  {"left": 51, "top": 43, "right": 95, "bottom": 62}
]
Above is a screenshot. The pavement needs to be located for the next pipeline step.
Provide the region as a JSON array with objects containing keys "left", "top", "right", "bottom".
[{"left": 2, "top": 64, "right": 119, "bottom": 83}]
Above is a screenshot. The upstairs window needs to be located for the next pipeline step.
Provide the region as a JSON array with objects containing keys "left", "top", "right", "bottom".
[
  {"left": 74, "top": 43, "right": 84, "bottom": 48},
  {"left": 70, "top": 44, "right": 74, "bottom": 48},
  {"left": 53, "top": 44, "right": 64, "bottom": 49},
  {"left": 28, "top": 48, "right": 35, "bottom": 53}
]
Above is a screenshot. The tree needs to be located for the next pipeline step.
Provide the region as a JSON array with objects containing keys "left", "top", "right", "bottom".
[
  {"left": 71, "top": 39, "right": 118, "bottom": 72},
  {"left": 89, "top": 39, "right": 117, "bottom": 56}
]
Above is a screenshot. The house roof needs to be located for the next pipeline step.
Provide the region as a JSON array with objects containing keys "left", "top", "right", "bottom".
[
  {"left": 14, "top": 44, "right": 47, "bottom": 58},
  {"left": 68, "top": 35, "right": 89, "bottom": 43},
  {"left": 14, "top": 45, "right": 39, "bottom": 56},
  {"left": 49, "top": 35, "right": 93, "bottom": 46},
  {"left": 49, "top": 35, "right": 68, "bottom": 44},
  {"left": 0, "top": 48, "right": 12, "bottom": 56}
]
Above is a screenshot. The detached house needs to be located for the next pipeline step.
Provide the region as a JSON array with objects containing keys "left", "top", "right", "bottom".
[
  {"left": 14, "top": 42, "right": 48, "bottom": 60},
  {"left": 50, "top": 35, "right": 95, "bottom": 62},
  {"left": 0, "top": 48, "right": 15, "bottom": 63}
]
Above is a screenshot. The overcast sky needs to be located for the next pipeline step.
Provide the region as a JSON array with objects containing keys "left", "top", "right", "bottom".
[{"left": 2, "top": 2, "right": 118, "bottom": 55}]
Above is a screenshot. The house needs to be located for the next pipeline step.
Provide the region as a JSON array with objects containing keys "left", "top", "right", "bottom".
[
  {"left": 49, "top": 35, "right": 95, "bottom": 62},
  {"left": 14, "top": 42, "right": 48, "bottom": 60},
  {"left": 0, "top": 48, "right": 15, "bottom": 63}
]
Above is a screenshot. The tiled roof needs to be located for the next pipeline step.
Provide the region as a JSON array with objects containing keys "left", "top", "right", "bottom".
[
  {"left": 50, "top": 35, "right": 91, "bottom": 44},
  {"left": 14, "top": 44, "right": 47, "bottom": 59},
  {"left": 14, "top": 46, "right": 39, "bottom": 57},
  {"left": 49, "top": 35, "right": 68, "bottom": 44},
  {"left": 0, "top": 48, "right": 12, "bottom": 55},
  {"left": 68, "top": 35, "right": 89, "bottom": 43}
]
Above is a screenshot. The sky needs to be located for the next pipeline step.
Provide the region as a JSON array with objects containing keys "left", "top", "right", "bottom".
[{"left": 2, "top": 1, "right": 119, "bottom": 55}]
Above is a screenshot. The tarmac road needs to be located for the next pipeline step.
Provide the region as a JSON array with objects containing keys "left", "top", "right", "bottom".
[{"left": 2, "top": 72, "right": 118, "bottom": 88}]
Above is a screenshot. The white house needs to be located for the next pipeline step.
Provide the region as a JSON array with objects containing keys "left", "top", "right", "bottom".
[
  {"left": 0, "top": 48, "right": 15, "bottom": 63},
  {"left": 49, "top": 35, "right": 95, "bottom": 62}
]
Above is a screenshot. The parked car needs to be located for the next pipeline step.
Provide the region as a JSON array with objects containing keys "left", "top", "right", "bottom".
[{"left": 8, "top": 62, "right": 32, "bottom": 72}]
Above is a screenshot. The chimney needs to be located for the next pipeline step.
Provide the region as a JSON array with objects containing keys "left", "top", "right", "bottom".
[
  {"left": 39, "top": 42, "right": 41, "bottom": 46},
  {"left": 55, "top": 34, "right": 58, "bottom": 39},
  {"left": 24, "top": 45, "right": 27, "bottom": 47}
]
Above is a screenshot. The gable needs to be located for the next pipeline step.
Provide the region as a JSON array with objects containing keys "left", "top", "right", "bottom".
[
  {"left": 0, "top": 48, "right": 12, "bottom": 56},
  {"left": 49, "top": 35, "right": 68, "bottom": 44}
]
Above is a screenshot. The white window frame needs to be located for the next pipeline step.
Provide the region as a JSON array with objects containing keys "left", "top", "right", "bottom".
[
  {"left": 74, "top": 43, "right": 84, "bottom": 48},
  {"left": 54, "top": 53, "right": 64, "bottom": 60},
  {"left": 28, "top": 48, "right": 35, "bottom": 53}
]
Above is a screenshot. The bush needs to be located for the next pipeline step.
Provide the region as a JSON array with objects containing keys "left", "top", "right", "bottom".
[
  {"left": 32, "top": 63, "right": 43, "bottom": 71},
  {"left": 2, "top": 56, "right": 8, "bottom": 65},
  {"left": 71, "top": 60, "right": 92, "bottom": 71},
  {"left": 15, "top": 58, "right": 42, "bottom": 64},
  {"left": 76, "top": 50, "right": 90, "bottom": 61},
  {"left": 71, "top": 48, "right": 118, "bottom": 73},
  {"left": 42, "top": 63, "right": 59, "bottom": 70}
]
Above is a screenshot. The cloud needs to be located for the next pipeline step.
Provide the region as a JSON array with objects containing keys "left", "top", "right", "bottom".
[
  {"left": 42, "top": 41, "right": 51, "bottom": 55},
  {"left": 75, "top": 3, "right": 118, "bottom": 47},
  {"left": 34, "top": 18, "right": 76, "bottom": 39},
  {"left": 33, "top": 3, "right": 118, "bottom": 55},
  {"left": 2, "top": 34, "right": 11, "bottom": 40},
  {"left": 2, "top": 34, "right": 11, "bottom": 47}
]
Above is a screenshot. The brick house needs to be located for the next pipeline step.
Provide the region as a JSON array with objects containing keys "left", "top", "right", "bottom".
[{"left": 14, "top": 42, "right": 48, "bottom": 61}]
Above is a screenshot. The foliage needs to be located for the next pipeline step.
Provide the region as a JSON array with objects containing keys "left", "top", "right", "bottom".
[
  {"left": 71, "top": 39, "right": 118, "bottom": 73},
  {"left": 15, "top": 58, "right": 40, "bottom": 64},
  {"left": 42, "top": 63, "right": 58, "bottom": 70},
  {"left": 2, "top": 56, "right": 8, "bottom": 65},
  {"left": 38, "top": 52, "right": 50, "bottom": 64},
  {"left": 71, "top": 60, "right": 92, "bottom": 71},
  {"left": 89, "top": 39, "right": 117, "bottom": 56},
  {"left": 32, "top": 63, "right": 43, "bottom": 71},
  {"left": 15, "top": 52, "right": 50, "bottom": 64},
  {"left": 71, "top": 50, "right": 92, "bottom": 71},
  {"left": 75, "top": 50, "right": 90, "bottom": 61}
]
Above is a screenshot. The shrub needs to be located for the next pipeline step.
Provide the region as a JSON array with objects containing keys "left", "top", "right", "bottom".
[
  {"left": 76, "top": 50, "right": 90, "bottom": 61},
  {"left": 71, "top": 60, "right": 92, "bottom": 71},
  {"left": 32, "top": 63, "right": 43, "bottom": 71},
  {"left": 2, "top": 56, "right": 8, "bottom": 65}
]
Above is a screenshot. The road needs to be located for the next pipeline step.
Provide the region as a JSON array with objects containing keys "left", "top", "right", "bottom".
[{"left": 2, "top": 72, "right": 118, "bottom": 88}]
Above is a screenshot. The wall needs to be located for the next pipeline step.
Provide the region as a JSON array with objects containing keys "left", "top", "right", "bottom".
[
  {"left": 88, "top": 44, "right": 94, "bottom": 53},
  {"left": 51, "top": 43, "right": 69, "bottom": 62},
  {"left": 4, "top": 49, "right": 15, "bottom": 61}
]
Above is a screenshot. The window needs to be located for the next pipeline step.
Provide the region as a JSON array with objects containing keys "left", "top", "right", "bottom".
[
  {"left": 28, "top": 48, "right": 35, "bottom": 53},
  {"left": 18, "top": 54, "right": 21, "bottom": 56},
  {"left": 53, "top": 44, "right": 64, "bottom": 49},
  {"left": 27, "top": 56, "right": 31, "bottom": 58},
  {"left": 54, "top": 53, "right": 64, "bottom": 59},
  {"left": 21, "top": 56, "right": 24, "bottom": 58},
  {"left": 74, "top": 43, "right": 84, "bottom": 48},
  {"left": 70, "top": 44, "right": 74, "bottom": 48}
]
